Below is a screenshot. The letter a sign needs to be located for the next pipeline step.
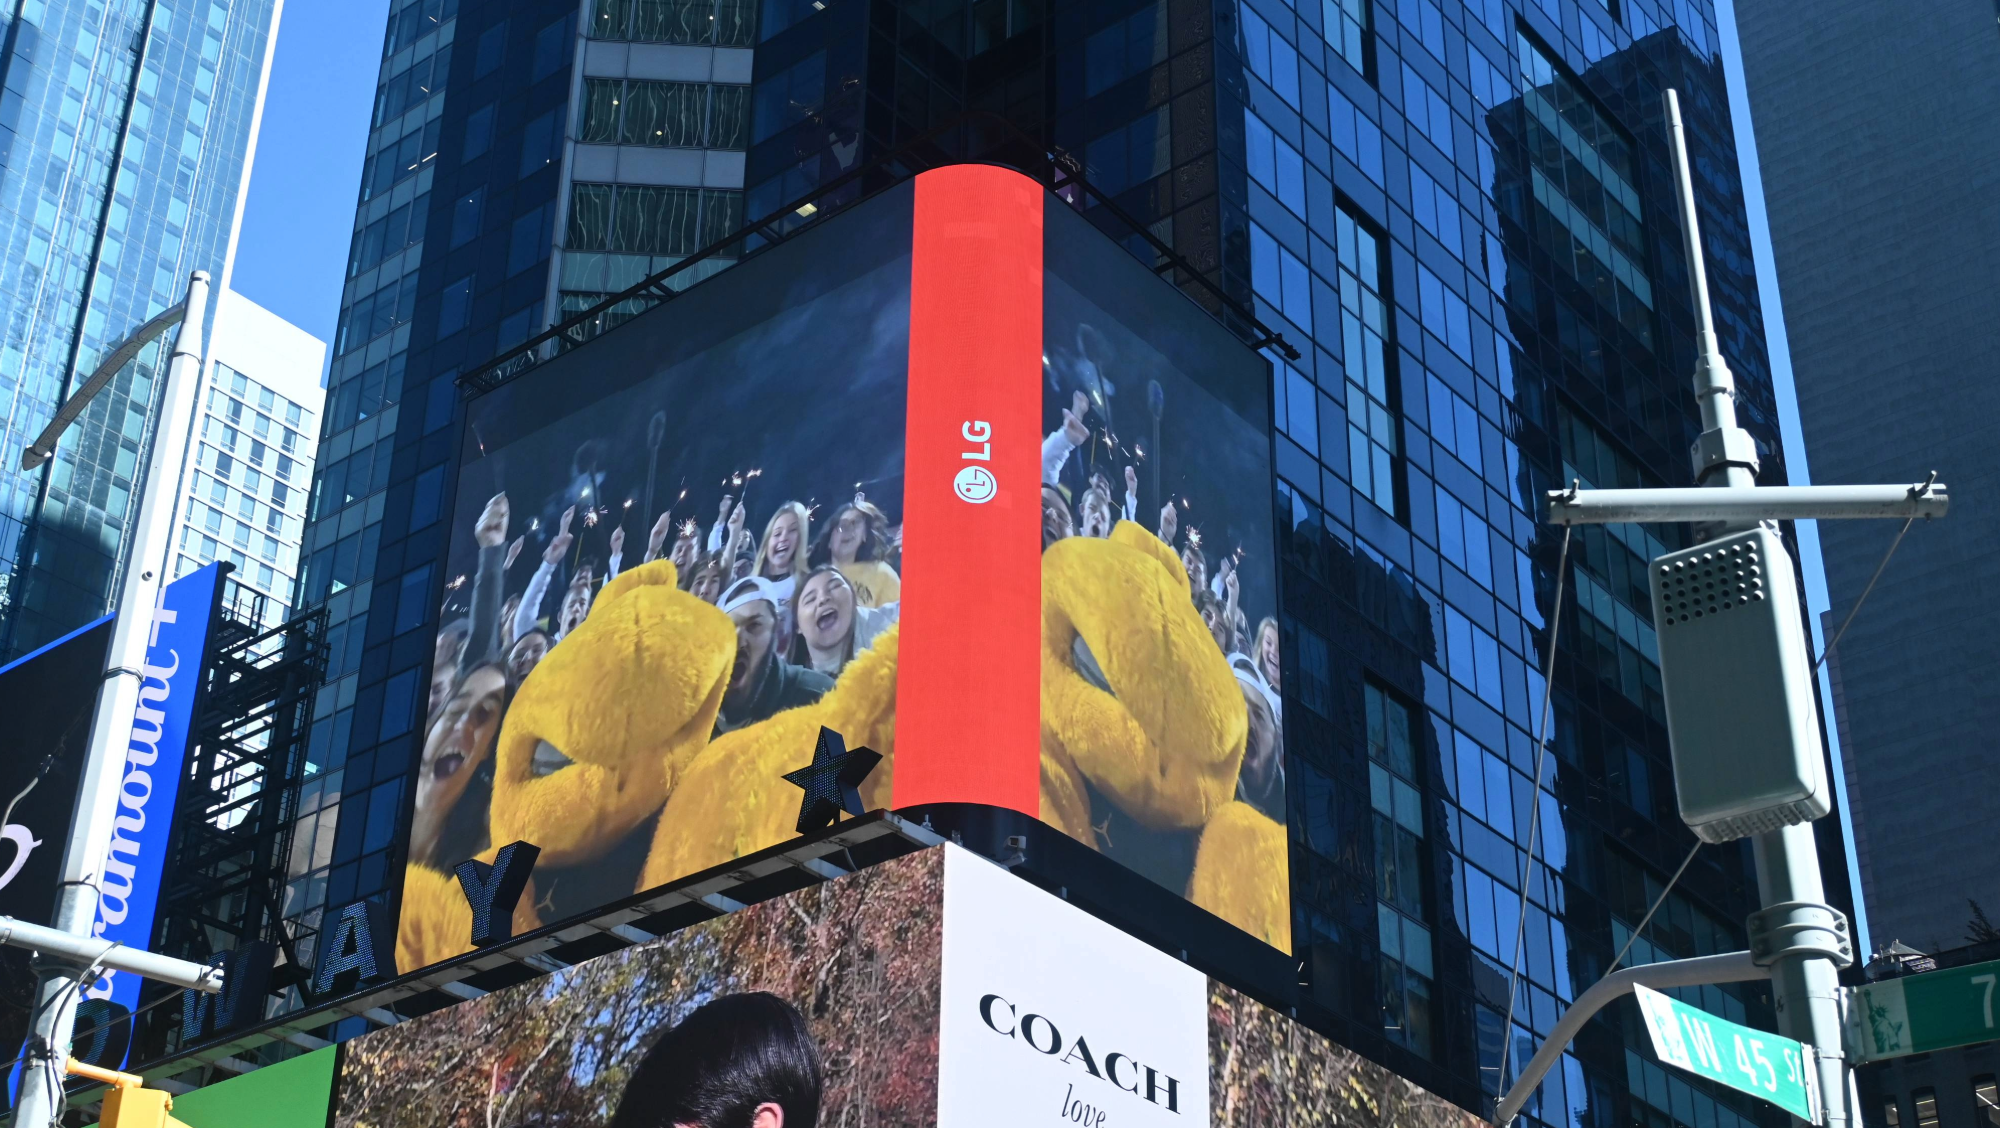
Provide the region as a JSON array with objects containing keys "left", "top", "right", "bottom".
[{"left": 86, "top": 562, "right": 225, "bottom": 1017}]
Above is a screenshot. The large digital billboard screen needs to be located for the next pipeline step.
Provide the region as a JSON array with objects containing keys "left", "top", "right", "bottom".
[
  {"left": 344, "top": 847, "right": 1482, "bottom": 1128},
  {"left": 401, "top": 164, "right": 1287, "bottom": 974}
]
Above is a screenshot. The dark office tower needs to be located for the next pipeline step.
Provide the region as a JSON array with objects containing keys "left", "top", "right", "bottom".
[
  {"left": 285, "top": 0, "right": 755, "bottom": 1000},
  {"left": 292, "top": 1, "right": 1845, "bottom": 1123},
  {"left": 1734, "top": 0, "right": 2000, "bottom": 953}
]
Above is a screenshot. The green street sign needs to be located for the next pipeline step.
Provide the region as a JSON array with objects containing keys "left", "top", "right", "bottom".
[
  {"left": 1847, "top": 958, "right": 2000, "bottom": 1063},
  {"left": 1634, "top": 984, "right": 1821, "bottom": 1124}
]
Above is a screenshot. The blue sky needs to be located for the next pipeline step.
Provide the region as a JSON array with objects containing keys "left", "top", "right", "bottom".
[{"left": 229, "top": 0, "right": 390, "bottom": 359}]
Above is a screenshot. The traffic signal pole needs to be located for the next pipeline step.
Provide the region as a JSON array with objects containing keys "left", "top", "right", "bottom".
[
  {"left": 1496, "top": 92, "right": 1946, "bottom": 1128},
  {"left": 1753, "top": 823, "right": 1856, "bottom": 1128},
  {"left": 12, "top": 271, "right": 212, "bottom": 1128},
  {"left": 1659, "top": 86, "right": 1856, "bottom": 1128}
]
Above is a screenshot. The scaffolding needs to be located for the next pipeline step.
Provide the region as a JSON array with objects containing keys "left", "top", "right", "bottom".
[{"left": 135, "top": 571, "right": 326, "bottom": 1062}]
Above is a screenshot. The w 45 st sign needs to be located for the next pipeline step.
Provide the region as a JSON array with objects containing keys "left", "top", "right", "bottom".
[
  {"left": 1847, "top": 959, "right": 2000, "bottom": 1063},
  {"left": 1634, "top": 985, "right": 1821, "bottom": 1123}
]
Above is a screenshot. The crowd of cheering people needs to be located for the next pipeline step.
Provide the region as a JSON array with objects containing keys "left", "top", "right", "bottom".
[
  {"left": 412, "top": 457, "right": 905, "bottom": 868},
  {"left": 1041, "top": 390, "right": 1286, "bottom": 822},
  {"left": 409, "top": 390, "right": 1287, "bottom": 870}
]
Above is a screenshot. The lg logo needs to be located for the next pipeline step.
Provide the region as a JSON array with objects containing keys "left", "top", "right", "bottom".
[{"left": 955, "top": 421, "right": 997, "bottom": 504}]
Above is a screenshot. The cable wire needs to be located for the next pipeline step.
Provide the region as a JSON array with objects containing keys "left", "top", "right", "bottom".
[
  {"left": 0, "top": 984, "right": 188, "bottom": 1078},
  {"left": 1497, "top": 521, "right": 1573, "bottom": 1095},
  {"left": 1813, "top": 515, "right": 1915, "bottom": 673},
  {"left": 18, "top": 950, "right": 114, "bottom": 1127},
  {"left": 1528, "top": 504, "right": 1920, "bottom": 1096},
  {"left": 1604, "top": 839, "right": 1703, "bottom": 976}
]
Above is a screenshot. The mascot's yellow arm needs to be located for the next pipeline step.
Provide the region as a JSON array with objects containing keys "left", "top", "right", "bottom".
[
  {"left": 1040, "top": 521, "right": 1247, "bottom": 833},
  {"left": 638, "top": 629, "right": 900, "bottom": 889},
  {"left": 1187, "top": 801, "right": 1291, "bottom": 950},
  {"left": 488, "top": 560, "right": 731, "bottom": 868}
]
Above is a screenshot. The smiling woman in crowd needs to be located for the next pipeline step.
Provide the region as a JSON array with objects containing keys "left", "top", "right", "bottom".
[{"left": 790, "top": 565, "right": 898, "bottom": 678}]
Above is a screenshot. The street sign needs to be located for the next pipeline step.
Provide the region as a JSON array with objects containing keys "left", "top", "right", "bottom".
[
  {"left": 1847, "top": 959, "right": 2000, "bottom": 1063},
  {"left": 1634, "top": 984, "right": 1820, "bottom": 1123}
]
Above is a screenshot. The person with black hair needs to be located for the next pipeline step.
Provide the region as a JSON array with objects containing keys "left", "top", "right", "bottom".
[
  {"left": 808, "top": 500, "right": 899, "bottom": 608},
  {"left": 715, "top": 577, "right": 833, "bottom": 734},
  {"left": 609, "top": 992, "right": 823, "bottom": 1128}
]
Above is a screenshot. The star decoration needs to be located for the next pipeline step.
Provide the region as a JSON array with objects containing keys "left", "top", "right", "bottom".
[{"left": 783, "top": 727, "right": 882, "bottom": 834}]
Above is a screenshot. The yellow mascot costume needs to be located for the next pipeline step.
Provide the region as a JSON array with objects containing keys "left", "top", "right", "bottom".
[
  {"left": 638, "top": 628, "right": 900, "bottom": 888},
  {"left": 635, "top": 520, "right": 1288, "bottom": 949},
  {"left": 398, "top": 559, "right": 734, "bottom": 962},
  {"left": 396, "top": 857, "right": 539, "bottom": 972},
  {"left": 1040, "top": 520, "right": 1290, "bottom": 950}
]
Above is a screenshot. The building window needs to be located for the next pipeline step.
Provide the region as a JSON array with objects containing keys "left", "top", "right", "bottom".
[
  {"left": 1881, "top": 1099, "right": 1901, "bottom": 1128},
  {"left": 751, "top": 50, "right": 825, "bottom": 145},
  {"left": 566, "top": 183, "right": 743, "bottom": 255},
  {"left": 969, "top": 0, "right": 1042, "bottom": 55},
  {"left": 1511, "top": 31, "right": 1653, "bottom": 349},
  {"left": 1913, "top": 1089, "right": 1939, "bottom": 1128},
  {"left": 1085, "top": 105, "right": 1172, "bottom": 198},
  {"left": 1085, "top": 3, "right": 1167, "bottom": 97},
  {"left": 1239, "top": 3, "right": 1299, "bottom": 108},
  {"left": 590, "top": 0, "right": 755, "bottom": 47},
  {"left": 1976, "top": 1078, "right": 2000, "bottom": 1128},
  {"left": 1336, "top": 206, "right": 1399, "bottom": 518},
  {"left": 1244, "top": 110, "right": 1305, "bottom": 217},
  {"left": 1322, "top": 0, "right": 1369, "bottom": 76},
  {"left": 384, "top": 0, "right": 458, "bottom": 56},
  {"left": 580, "top": 79, "right": 751, "bottom": 149},
  {"left": 1400, "top": 62, "right": 1454, "bottom": 159},
  {"left": 1369, "top": 681, "right": 1431, "bottom": 1058},
  {"left": 373, "top": 42, "right": 449, "bottom": 127},
  {"left": 1555, "top": 404, "right": 1667, "bottom": 719}
]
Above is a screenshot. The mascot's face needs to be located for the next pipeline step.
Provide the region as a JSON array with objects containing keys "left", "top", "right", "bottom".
[
  {"left": 489, "top": 560, "right": 735, "bottom": 866},
  {"left": 1041, "top": 521, "right": 1248, "bottom": 831}
]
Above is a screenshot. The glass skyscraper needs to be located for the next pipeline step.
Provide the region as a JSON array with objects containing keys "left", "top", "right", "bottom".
[
  {"left": 285, "top": 4, "right": 1856, "bottom": 1128},
  {"left": 0, "top": 0, "right": 282, "bottom": 657}
]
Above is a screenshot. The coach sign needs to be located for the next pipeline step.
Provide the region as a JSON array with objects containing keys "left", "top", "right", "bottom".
[{"left": 941, "top": 853, "right": 1208, "bottom": 1128}]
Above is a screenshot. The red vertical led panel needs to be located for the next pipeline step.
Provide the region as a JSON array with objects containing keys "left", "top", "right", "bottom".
[{"left": 894, "top": 165, "right": 1044, "bottom": 813}]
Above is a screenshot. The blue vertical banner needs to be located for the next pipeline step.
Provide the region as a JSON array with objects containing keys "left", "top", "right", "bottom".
[{"left": 83, "top": 562, "right": 224, "bottom": 1012}]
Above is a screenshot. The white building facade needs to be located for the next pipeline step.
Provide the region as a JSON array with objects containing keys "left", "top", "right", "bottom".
[{"left": 175, "top": 289, "right": 327, "bottom": 627}]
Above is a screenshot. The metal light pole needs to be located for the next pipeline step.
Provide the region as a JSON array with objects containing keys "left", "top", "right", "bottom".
[
  {"left": 1495, "top": 92, "right": 1942, "bottom": 1128},
  {"left": 13, "top": 271, "right": 212, "bottom": 1128},
  {"left": 1660, "top": 90, "right": 1854, "bottom": 1128}
]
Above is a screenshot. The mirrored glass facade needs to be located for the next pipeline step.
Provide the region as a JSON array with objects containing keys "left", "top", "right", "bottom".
[{"left": 0, "top": 0, "right": 279, "bottom": 657}]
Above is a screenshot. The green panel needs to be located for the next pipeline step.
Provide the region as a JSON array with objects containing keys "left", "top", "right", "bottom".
[
  {"left": 1850, "top": 959, "right": 2000, "bottom": 1061},
  {"left": 86, "top": 1046, "right": 335, "bottom": 1128}
]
